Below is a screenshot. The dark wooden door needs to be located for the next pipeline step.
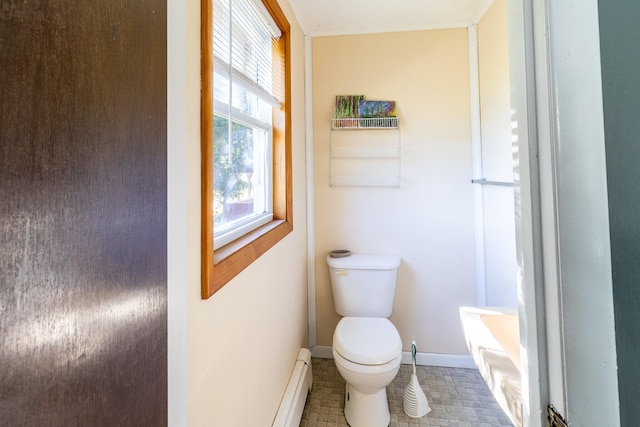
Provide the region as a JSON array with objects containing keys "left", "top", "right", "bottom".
[{"left": 0, "top": 1, "right": 167, "bottom": 425}]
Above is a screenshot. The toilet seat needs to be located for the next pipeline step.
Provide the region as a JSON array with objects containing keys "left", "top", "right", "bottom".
[{"left": 333, "top": 317, "right": 402, "bottom": 365}]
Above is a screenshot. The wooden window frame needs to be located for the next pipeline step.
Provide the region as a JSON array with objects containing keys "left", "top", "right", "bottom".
[{"left": 201, "top": 0, "right": 292, "bottom": 299}]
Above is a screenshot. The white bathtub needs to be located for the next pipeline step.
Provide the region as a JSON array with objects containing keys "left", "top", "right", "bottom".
[{"left": 459, "top": 306, "right": 522, "bottom": 427}]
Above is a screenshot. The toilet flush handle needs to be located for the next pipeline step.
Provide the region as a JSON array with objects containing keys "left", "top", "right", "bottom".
[{"left": 336, "top": 270, "right": 348, "bottom": 276}]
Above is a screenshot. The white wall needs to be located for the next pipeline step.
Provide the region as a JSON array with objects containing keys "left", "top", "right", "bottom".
[
  {"left": 168, "top": 0, "right": 310, "bottom": 425},
  {"left": 312, "top": 29, "right": 477, "bottom": 356},
  {"left": 167, "top": 0, "right": 195, "bottom": 424},
  {"left": 509, "top": 0, "right": 620, "bottom": 423},
  {"left": 545, "top": 0, "right": 619, "bottom": 424}
]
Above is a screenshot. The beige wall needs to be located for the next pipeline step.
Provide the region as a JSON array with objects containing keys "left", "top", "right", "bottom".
[
  {"left": 477, "top": 0, "right": 517, "bottom": 307},
  {"left": 168, "top": 0, "right": 309, "bottom": 425},
  {"left": 312, "top": 29, "right": 477, "bottom": 355},
  {"left": 478, "top": 0, "right": 511, "bottom": 182}
]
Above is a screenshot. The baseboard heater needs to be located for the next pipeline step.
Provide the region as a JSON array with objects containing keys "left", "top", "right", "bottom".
[{"left": 272, "top": 348, "right": 313, "bottom": 427}]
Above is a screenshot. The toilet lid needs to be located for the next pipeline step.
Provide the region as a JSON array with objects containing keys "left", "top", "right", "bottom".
[{"left": 333, "top": 317, "right": 402, "bottom": 365}]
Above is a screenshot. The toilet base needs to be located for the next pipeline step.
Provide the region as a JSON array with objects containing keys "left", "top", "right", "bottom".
[{"left": 343, "top": 382, "right": 390, "bottom": 427}]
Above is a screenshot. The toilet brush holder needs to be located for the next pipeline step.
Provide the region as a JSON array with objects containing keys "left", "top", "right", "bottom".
[{"left": 403, "top": 341, "right": 431, "bottom": 418}]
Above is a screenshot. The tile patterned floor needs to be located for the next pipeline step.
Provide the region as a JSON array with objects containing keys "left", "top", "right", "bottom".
[{"left": 301, "top": 358, "right": 513, "bottom": 427}]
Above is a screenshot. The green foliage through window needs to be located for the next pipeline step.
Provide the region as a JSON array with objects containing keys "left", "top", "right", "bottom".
[{"left": 213, "top": 115, "right": 256, "bottom": 226}]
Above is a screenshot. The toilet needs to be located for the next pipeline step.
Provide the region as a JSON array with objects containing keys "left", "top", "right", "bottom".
[{"left": 327, "top": 253, "right": 402, "bottom": 427}]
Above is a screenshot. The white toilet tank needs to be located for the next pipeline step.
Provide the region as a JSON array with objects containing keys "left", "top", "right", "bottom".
[{"left": 327, "top": 253, "right": 401, "bottom": 317}]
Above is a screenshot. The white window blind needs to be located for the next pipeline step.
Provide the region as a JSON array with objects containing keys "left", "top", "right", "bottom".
[{"left": 214, "top": 0, "right": 283, "bottom": 105}]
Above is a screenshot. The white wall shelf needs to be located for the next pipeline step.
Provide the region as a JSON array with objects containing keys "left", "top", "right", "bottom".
[
  {"left": 331, "top": 117, "right": 398, "bottom": 130},
  {"left": 329, "top": 120, "right": 400, "bottom": 188}
]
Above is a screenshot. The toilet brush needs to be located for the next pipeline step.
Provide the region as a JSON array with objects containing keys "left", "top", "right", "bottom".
[{"left": 403, "top": 341, "right": 431, "bottom": 418}]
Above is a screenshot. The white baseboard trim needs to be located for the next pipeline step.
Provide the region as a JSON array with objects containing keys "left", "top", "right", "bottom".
[
  {"left": 310, "top": 345, "right": 476, "bottom": 369},
  {"left": 404, "top": 351, "right": 476, "bottom": 369}
]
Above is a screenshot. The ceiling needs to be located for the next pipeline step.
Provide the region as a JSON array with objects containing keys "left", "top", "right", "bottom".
[{"left": 287, "top": 0, "right": 494, "bottom": 37}]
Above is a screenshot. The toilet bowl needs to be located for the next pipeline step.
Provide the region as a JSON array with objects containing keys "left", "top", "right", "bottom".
[{"left": 332, "top": 317, "right": 402, "bottom": 427}]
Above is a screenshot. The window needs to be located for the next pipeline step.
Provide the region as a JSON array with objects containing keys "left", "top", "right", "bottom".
[{"left": 201, "top": 0, "right": 292, "bottom": 298}]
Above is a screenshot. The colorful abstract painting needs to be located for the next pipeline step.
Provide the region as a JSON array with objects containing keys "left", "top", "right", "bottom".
[{"left": 358, "top": 100, "right": 397, "bottom": 118}]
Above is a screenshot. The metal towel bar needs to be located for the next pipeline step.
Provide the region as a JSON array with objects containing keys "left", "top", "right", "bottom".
[{"left": 471, "top": 178, "right": 514, "bottom": 187}]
